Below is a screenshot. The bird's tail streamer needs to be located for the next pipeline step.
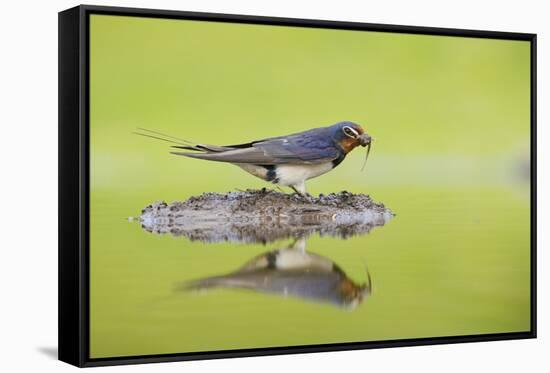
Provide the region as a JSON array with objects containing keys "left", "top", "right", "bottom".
[{"left": 133, "top": 127, "right": 196, "bottom": 146}]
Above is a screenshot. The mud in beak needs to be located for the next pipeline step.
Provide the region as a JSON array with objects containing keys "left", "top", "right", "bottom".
[{"left": 358, "top": 133, "right": 372, "bottom": 147}]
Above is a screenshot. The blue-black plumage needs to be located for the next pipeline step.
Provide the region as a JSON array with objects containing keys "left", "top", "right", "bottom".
[{"left": 135, "top": 121, "right": 372, "bottom": 194}]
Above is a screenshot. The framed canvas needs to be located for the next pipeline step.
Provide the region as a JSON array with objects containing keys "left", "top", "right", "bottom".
[{"left": 58, "top": 4, "right": 537, "bottom": 367}]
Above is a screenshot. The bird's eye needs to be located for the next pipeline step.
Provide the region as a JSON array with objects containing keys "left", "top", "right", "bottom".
[{"left": 343, "top": 126, "right": 358, "bottom": 138}]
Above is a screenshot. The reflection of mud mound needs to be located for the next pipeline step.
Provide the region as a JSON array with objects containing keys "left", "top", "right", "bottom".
[{"left": 138, "top": 189, "right": 393, "bottom": 244}]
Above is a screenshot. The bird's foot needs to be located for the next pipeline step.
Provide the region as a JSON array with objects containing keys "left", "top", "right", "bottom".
[{"left": 292, "top": 191, "right": 314, "bottom": 202}]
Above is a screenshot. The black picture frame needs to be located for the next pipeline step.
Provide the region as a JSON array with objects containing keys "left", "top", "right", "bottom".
[{"left": 58, "top": 4, "right": 537, "bottom": 367}]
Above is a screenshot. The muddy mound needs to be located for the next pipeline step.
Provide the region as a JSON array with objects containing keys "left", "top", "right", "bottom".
[{"left": 137, "top": 189, "right": 394, "bottom": 244}]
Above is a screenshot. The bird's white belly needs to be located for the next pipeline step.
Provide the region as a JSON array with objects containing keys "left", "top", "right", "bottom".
[{"left": 275, "top": 162, "right": 333, "bottom": 186}]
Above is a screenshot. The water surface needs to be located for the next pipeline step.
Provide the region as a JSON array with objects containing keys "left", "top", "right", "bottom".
[{"left": 89, "top": 186, "right": 530, "bottom": 358}]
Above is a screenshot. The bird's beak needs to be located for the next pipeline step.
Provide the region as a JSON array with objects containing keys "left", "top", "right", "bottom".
[{"left": 358, "top": 133, "right": 372, "bottom": 147}]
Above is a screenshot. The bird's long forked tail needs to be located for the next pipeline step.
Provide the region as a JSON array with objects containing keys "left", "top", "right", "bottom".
[{"left": 133, "top": 127, "right": 214, "bottom": 152}]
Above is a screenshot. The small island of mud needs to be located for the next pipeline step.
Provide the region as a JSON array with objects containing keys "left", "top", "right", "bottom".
[{"left": 137, "top": 189, "right": 394, "bottom": 244}]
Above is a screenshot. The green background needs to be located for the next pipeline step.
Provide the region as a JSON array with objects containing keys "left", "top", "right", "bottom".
[{"left": 89, "top": 15, "right": 531, "bottom": 358}]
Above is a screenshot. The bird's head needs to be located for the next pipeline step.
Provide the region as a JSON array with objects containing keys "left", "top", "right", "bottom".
[
  {"left": 330, "top": 121, "right": 371, "bottom": 154},
  {"left": 338, "top": 266, "right": 373, "bottom": 310}
]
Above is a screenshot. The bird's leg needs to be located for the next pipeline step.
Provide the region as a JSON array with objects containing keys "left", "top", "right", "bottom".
[
  {"left": 290, "top": 181, "right": 307, "bottom": 197},
  {"left": 290, "top": 185, "right": 302, "bottom": 195},
  {"left": 289, "top": 237, "right": 307, "bottom": 253}
]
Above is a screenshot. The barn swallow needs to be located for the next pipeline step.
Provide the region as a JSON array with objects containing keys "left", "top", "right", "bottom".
[
  {"left": 181, "top": 238, "right": 372, "bottom": 310},
  {"left": 135, "top": 121, "right": 372, "bottom": 195}
]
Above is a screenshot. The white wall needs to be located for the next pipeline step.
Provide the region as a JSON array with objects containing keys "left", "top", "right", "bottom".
[{"left": 0, "top": 0, "right": 546, "bottom": 371}]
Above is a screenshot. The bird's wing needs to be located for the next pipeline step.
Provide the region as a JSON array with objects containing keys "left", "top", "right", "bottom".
[{"left": 172, "top": 133, "right": 341, "bottom": 165}]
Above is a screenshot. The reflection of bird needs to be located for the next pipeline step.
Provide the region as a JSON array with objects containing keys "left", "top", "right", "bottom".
[
  {"left": 135, "top": 121, "right": 372, "bottom": 195},
  {"left": 181, "top": 239, "right": 372, "bottom": 310}
]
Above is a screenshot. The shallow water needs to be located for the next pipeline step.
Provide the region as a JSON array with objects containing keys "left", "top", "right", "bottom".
[{"left": 89, "top": 185, "right": 530, "bottom": 358}]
